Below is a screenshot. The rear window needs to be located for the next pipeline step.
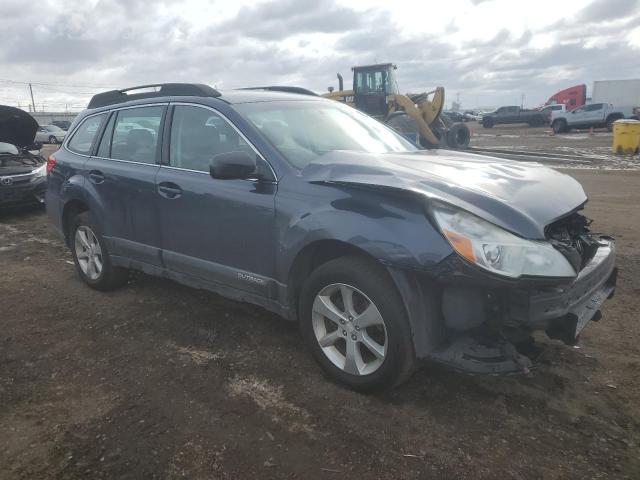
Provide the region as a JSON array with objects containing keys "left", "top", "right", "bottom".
[{"left": 67, "top": 114, "right": 107, "bottom": 155}]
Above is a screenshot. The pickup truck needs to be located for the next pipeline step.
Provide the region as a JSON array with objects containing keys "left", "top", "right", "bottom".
[
  {"left": 481, "top": 106, "right": 547, "bottom": 128},
  {"left": 551, "top": 103, "right": 639, "bottom": 133}
]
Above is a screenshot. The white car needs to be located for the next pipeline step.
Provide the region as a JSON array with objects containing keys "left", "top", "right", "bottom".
[{"left": 35, "top": 125, "right": 66, "bottom": 144}]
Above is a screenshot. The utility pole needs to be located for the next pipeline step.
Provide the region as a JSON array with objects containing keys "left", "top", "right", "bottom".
[
  {"left": 520, "top": 93, "right": 525, "bottom": 109},
  {"left": 28, "top": 83, "right": 37, "bottom": 113}
]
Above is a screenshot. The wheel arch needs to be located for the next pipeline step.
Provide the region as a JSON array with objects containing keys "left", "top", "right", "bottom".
[
  {"left": 288, "top": 239, "right": 446, "bottom": 359},
  {"left": 286, "top": 239, "right": 381, "bottom": 320},
  {"left": 606, "top": 113, "right": 624, "bottom": 124},
  {"left": 61, "top": 198, "right": 89, "bottom": 246}
]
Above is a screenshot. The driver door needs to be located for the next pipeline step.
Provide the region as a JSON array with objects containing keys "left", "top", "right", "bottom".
[{"left": 156, "top": 104, "right": 278, "bottom": 297}]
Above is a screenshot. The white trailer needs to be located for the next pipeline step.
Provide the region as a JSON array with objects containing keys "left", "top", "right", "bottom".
[{"left": 592, "top": 79, "right": 640, "bottom": 107}]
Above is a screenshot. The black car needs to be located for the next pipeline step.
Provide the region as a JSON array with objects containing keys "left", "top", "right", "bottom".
[
  {"left": 46, "top": 84, "right": 617, "bottom": 391},
  {"left": 0, "top": 106, "right": 47, "bottom": 208}
]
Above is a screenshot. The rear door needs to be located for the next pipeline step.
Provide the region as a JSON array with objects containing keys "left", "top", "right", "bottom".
[
  {"left": 155, "top": 103, "right": 277, "bottom": 296},
  {"left": 85, "top": 104, "right": 166, "bottom": 266}
]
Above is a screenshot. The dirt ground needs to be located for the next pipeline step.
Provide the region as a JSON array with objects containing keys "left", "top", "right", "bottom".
[{"left": 1, "top": 139, "right": 639, "bottom": 479}]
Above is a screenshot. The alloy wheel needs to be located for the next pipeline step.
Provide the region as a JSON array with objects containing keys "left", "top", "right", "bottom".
[
  {"left": 311, "top": 283, "right": 387, "bottom": 376},
  {"left": 74, "top": 226, "right": 103, "bottom": 280}
]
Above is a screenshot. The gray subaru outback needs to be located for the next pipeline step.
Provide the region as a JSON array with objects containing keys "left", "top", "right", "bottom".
[{"left": 46, "top": 84, "right": 617, "bottom": 391}]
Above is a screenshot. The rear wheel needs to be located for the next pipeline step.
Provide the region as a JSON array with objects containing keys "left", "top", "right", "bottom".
[
  {"left": 299, "top": 256, "right": 415, "bottom": 392},
  {"left": 606, "top": 116, "right": 622, "bottom": 132},
  {"left": 70, "top": 212, "right": 128, "bottom": 291},
  {"left": 528, "top": 116, "right": 544, "bottom": 127},
  {"left": 49, "top": 135, "right": 58, "bottom": 144}
]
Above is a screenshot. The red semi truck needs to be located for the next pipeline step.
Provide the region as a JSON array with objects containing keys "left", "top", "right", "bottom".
[{"left": 545, "top": 84, "right": 587, "bottom": 111}]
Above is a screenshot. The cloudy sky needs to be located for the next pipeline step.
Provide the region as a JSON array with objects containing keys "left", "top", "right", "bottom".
[{"left": 1, "top": 0, "right": 639, "bottom": 112}]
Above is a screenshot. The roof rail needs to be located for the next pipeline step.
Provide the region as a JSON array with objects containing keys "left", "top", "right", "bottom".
[
  {"left": 238, "top": 86, "right": 319, "bottom": 97},
  {"left": 88, "top": 83, "right": 221, "bottom": 109}
]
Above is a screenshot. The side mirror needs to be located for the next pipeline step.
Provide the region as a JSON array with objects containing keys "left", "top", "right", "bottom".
[{"left": 209, "top": 151, "right": 257, "bottom": 180}]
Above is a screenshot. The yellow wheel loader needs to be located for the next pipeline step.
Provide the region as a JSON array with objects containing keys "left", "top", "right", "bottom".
[{"left": 322, "top": 63, "right": 470, "bottom": 150}]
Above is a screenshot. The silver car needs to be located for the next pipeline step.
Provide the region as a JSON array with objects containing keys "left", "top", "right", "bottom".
[{"left": 35, "top": 125, "right": 66, "bottom": 144}]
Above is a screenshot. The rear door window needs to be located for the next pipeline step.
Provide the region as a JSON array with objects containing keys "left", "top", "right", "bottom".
[
  {"left": 584, "top": 104, "right": 603, "bottom": 112},
  {"left": 67, "top": 114, "right": 107, "bottom": 155},
  {"left": 111, "top": 106, "right": 164, "bottom": 164}
]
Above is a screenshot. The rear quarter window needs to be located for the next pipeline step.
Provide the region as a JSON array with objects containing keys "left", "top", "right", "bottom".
[{"left": 67, "top": 114, "right": 107, "bottom": 155}]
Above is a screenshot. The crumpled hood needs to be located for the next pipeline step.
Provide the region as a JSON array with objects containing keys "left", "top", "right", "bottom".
[
  {"left": 301, "top": 149, "right": 587, "bottom": 239},
  {"left": 0, "top": 105, "right": 38, "bottom": 148}
]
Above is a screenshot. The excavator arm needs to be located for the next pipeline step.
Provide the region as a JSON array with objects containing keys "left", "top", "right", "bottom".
[{"left": 390, "top": 87, "right": 445, "bottom": 146}]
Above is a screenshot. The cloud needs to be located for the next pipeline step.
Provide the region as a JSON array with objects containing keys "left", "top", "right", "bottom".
[
  {"left": 0, "top": 0, "right": 638, "bottom": 111},
  {"left": 216, "top": 0, "right": 367, "bottom": 40},
  {"left": 577, "top": 0, "right": 640, "bottom": 22}
]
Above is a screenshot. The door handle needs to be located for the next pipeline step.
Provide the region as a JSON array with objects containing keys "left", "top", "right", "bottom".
[
  {"left": 88, "top": 170, "right": 105, "bottom": 184},
  {"left": 158, "top": 182, "right": 182, "bottom": 199}
]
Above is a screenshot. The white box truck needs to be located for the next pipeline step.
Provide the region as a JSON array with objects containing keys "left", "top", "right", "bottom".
[{"left": 592, "top": 79, "right": 640, "bottom": 107}]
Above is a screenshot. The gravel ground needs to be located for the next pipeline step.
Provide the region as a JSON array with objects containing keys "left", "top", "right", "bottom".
[
  {"left": 1, "top": 142, "right": 639, "bottom": 479},
  {"left": 468, "top": 122, "right": 640, "bottom": 170}
]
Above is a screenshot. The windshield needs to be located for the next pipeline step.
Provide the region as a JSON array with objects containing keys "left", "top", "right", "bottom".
[{"left": 236, "top": 100, "right": 417, "bottom": 168}]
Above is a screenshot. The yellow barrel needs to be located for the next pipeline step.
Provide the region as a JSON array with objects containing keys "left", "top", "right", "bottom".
[{"left": 612, "top": 119, "right": 640, "bottom": 154}]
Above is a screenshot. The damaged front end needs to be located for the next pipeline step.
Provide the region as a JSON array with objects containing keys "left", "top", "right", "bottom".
[{"left": 427, "top": 212, "right": 617, "bottom": 375}]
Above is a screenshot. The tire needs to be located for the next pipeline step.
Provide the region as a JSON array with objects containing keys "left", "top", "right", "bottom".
[
  {"left": 299, "top": 255, "right": 415, "bottom": 392},
  {"left": 49, "top": 135, "right": 58, "bottom": 144},
  {"left": 446, "top": 123, "right": 470, "bottom": 149},
  {"left": 606, "top": 116, "right": 622, "bottom": 132},
  {"left": 70, "top": 212, "right": 128, "bottom": 291},
  {"left": 552, "top": 120, "right": 566, "bottom": 134},
  {"left": 482, "top": 117, "right": 494, "bottom": 128},
  {"left": 528, "top": 116, "right": 544, "bottom": 127}
]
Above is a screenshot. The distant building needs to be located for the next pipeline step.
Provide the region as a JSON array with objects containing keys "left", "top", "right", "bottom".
[{"left": 29, "top": 111, "right": 78, "bottom": 126}]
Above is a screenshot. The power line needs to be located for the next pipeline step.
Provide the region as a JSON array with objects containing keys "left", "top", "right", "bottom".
[{"left": 0, "top": 78, "right": 119, "bottom": 89}]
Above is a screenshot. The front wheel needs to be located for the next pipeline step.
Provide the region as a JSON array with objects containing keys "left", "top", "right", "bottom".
[
  {"left": 70, "top": 212, "right": 128, "bottom": 291},
  {"left": 552, "top": 120, "right": 566, "bottom": 134},
  {"left": 299, "top": 256, "right": 415, "bottom": 392}
]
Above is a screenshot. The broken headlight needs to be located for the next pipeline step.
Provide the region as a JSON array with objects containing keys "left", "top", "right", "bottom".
[
  {"left": 432, "top": 203, "right": 576, "bottom": 278},
  {"left": 31, "top": 163, "right": 47, "bottom": 180}
]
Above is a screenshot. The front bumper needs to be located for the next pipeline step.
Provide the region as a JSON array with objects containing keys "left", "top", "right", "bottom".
[
  {"left": 507, "top": 237, "right": 616, "bottom": 341},
  {"left": 0, "top": 176, "right": 47, "bottom": 207},
  {"left": 392, "top": 237, "right": 617, "bottom": 374}
]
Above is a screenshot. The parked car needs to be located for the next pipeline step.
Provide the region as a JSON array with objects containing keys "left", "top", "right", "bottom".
[
  {"left": 441, "top": 111, "right": 464, "bottom": 123},
  {"left": 0, "top": 106, "right": 47, "bottom": 207},
  {"left": 481, "top": 106, "right": 547, "bottom": 128},
  {"left": 462, "top": 110, "right": 481, "bottom": 121},
  {"left": 35, "top": 124, "right": 67, "bottom": 144},
  {"left": 52, "top": 120, "right": 71, "bottom": 131},
  {"left": 551, "top": 103, "right": 639, "bottom": 133},
  {"left": 46, "top": 84, "right": 617, "bottom": 391}
]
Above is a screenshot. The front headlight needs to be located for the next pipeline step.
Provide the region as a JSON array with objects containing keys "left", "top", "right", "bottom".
[
  {"left": 432, "top": 203, "right": 576, "bottom": 278},
  {"left": 31, "top": 163, "right": 47, "bottom": 180}
]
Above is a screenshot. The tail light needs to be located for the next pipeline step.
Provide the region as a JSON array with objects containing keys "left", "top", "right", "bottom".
[{"left": 46, "top": 155, "right": 57, "bottom": 174}]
